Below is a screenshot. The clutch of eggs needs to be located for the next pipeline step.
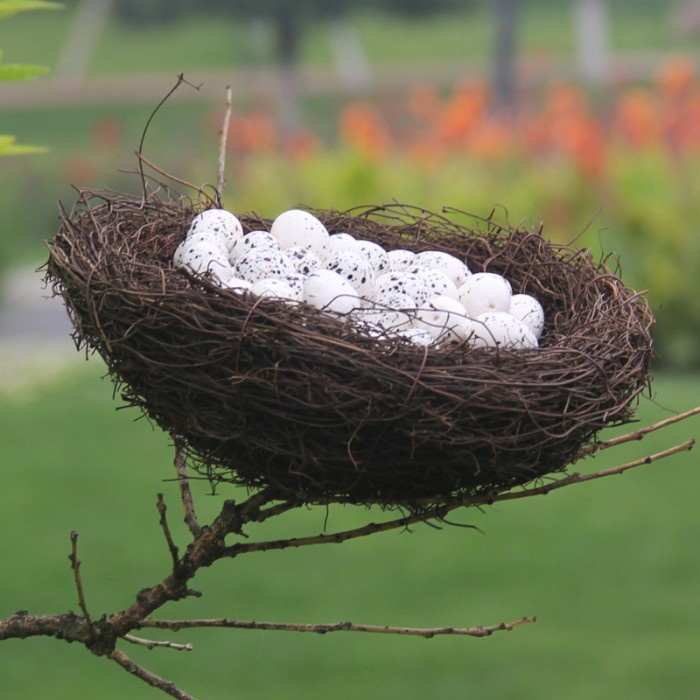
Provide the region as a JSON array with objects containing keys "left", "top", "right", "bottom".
[{"left": 174, "top": 208, "right": 545, "bottom": 351}]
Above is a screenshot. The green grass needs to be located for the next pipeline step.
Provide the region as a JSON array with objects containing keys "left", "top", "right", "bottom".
[
  {"left": 0, "top": 364, "right": 698, "bottom": 699},
  {"left": 0, "top": 1, "right": 694, "bottom": 75}
]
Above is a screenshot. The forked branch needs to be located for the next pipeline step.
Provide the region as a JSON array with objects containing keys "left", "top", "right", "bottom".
[{"left": 1, "top": 405, "right": 697, "bottom": 700}]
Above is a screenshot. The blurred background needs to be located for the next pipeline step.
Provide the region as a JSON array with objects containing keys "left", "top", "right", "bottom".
[{"left": 1, "top": 1, "right": 699, "bottom": 699}]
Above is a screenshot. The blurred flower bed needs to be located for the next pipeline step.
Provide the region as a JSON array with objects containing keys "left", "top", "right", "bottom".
[
  {"left": 2, "top": 57, "right": 698, "bottom": 367},
  {"left": 194, "top": 56, "right": 699, "bottom": 367}
]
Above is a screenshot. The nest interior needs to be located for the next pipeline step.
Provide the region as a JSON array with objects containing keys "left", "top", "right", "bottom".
[{"left": 45, "top": 191, "right": 654, "bottom": 505}]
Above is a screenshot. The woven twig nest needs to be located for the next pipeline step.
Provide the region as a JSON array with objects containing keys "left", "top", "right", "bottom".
[{"left": 46, "top": 190, "right": 653, "bottom": 504}]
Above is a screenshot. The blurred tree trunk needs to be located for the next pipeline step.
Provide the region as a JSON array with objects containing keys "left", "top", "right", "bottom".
[
  {"left": 328, "top": 19, "right": 372, "bottom": 93},
  {"left": 55, "top": 0, "right": 114, "bottom": 84},
  {"left": 574, "top": 0, "right": 610, "bottom": 84},
  {"left": 272, "top": 5, "right": 305, "bottom": 133},
  {"left": 492, "top": 0, "right": 517, "bottom": 113}
]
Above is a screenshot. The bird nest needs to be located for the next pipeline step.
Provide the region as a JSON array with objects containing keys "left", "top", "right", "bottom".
[{"left": 45, "top": 189, "right": 653, "bottom": 505}]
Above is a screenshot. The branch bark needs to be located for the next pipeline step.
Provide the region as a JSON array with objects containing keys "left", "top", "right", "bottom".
[{"left": 141, "top": 615, "right": 536, "bottom": 639}]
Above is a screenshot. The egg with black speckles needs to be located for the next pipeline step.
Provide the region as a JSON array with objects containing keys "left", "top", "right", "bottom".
[
  {"left": 233, "top": 247, "right": 294, "bottom": 283},
  {"left": 271, "top": 209, "right": 330, "bottom": 258},
  {"left": 509, "top": 293, "right": 545, "bottom": 339},
  {"left": 465, "top": 312, "right": 539, "bottom": 349},
  {"left": 187, "top": 209, "right": 243, "bottom": 260},
  {"left": 325, "top": 249, "right": 375, "bottom": 297},
  {"left": 302, "top": 269, "right": 362, "bottom": 315}
]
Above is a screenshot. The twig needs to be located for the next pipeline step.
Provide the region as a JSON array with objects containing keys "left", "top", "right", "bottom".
[
  {"left": 174, "top": 441, "right": 201, "bottom": 538},
  {"left": 124, "top": 634, "right": 193, "bottom": 652},
  {"left": 487, "top": 439, "right": 695, "bottom": 504},
  {"left": 157, "top": 494, "right": 180, "bottom": 570},
  {"left": 346, "top": 436, "right": 698, "bottom": 510},
  {"left": 225, "top": 506, "right": 452, "bottom": 557},
  {"left": 216, "top": 84, "right": 233, "bottom": 205},
  {"left": 137, "top": 74, "right": 201, "bottom": 199},
  {"left": 143, "top": 616, "right": 535, "bottom": 639},
  {"left": 109, "top": 649, "right": 195, "bottom": 700},
  {"left": 134, "top": 152, "right": 206, "bottom": 198},
  {"left": 581, "top": 406, "right": 700, "bottom": 456},
  {"left": 68, "top": 531, "right": 92, "bottom": 626}
]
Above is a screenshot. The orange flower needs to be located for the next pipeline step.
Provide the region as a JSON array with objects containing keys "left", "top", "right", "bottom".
[
  {"left": 434, "top": 81, "right": 488, "bottom": 146},
  {"left": 615, "top": 89, "right": 662, "bottom": 148},
  {"left": 91, "top": 117, "right": 122, "bottom": 150},
  {"left": 284, "top": 130, "right": 321, "bottom": 162},
  {"left": 228, "top": 111, "right": 277, "bottom": 153},
  {"left": 407, "top": 83, "right": 441, "bottom": 122},
  {"left": 339, "top": 102, "right": 391, "bottom": 160},
  {"left": 467, "top": 118, "right": 513, "bottom": 162},
  {"left": 656, "top": 55, "right": 695, "bottom": 97}
]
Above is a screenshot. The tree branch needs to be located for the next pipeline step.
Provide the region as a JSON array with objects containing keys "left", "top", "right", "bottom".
[
  {"left": 141, "top": 615, "right": 536, "bottom": 639},
  {"left": 124, "top": 633, "right": 193, "bottom": 652},
  {"left": 68, "top": 531, "right": 92, "bottom": 626},
  {"left": 157, "top": 494, "right": 180, "bottom": 570},
  {"left": 350, "top": 436, "right": 698, "bottom": 510},
  {"left": 174, "top": 441, "right": 201, "bottom": 538},
  {"left": 224, "top": 505, "right": 455, "bottom": 558},
  {"left": 486, "top": 439, "right": 695, "bottom": 504},
  {"left": 0, "top": 611, "right": 89, "bottom": 643},
  {"left": 216, "top": 84, "right": 232, "bottom": 204},
  {"left": 581, "top": 406, "right": 700, "bottom": 456},
  {"left": 1, "top": 406, "right": 696, "bottom": 699},
  {"left": 108, "top": 649, "right": 195, "bottom": 700}
]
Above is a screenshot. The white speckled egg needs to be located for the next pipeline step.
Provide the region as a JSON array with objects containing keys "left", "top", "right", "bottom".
[
  {"left": 509, "top": 293, "right": 545, "bottom": 339},
  {"left": 326, "top": 232, "right": 358, "bottom": 258},
  {"left": 387, "top": 249, "right": 417, "bottom": 272},
  {"left": 187, "top": 209, "right": 244, "bottom": 260},
  {"left": 302, "top": 269, "right": 361, "bottom": 315},
  {"left": 373, "top": 271, "right": 432, "bottom": 305},
  {"left": 175, "top": 240, "right": 231, "bottom": 279},
  {"left": 414, "top": 250, "right": 471, "bottom": 287},
  {"left": 457, "top": 272, "right": 512, "bottom": 317},
  {"left": 250, "top": 278, "right": 297, "bottom": 301},
  {"left": 411, "top": 266, "right": 459, "bottom": 299},
  {"left": 236, "top": 230, "right": 280, "bottom": 259},
  {"left": 220, "top": 275, "right": 252, "bottom": 291},
  {"left": 285, "top": 245, "right": 323, "bottom": 275},
  {"left": 355, "top": 239, "right": 389, "bottom": 275},
  {"left": 354, "top": 291, "right": 416, "bottom": 331},
  {"left": 281, "top": 272, "right": 306, "bottom": 299},
  {"left": 233, "top": 247, "right": 293, "bottom": 283},
  {"left": 465, "top": 312, "right": 539, "bottom": 349},
  {"left": 177, "top": 231, "right": 228, "bottom": 262},
  {"left": 325, "top": 249, "right": 375, "bottom": 298},
  {"left": 174, "top": 236, "right": 219, "bottom": 267},
  {"left": 395, "top": 327, "right": 435, "bottom": 347},
  {"left": 414, "top": 295, "right": 470, "bottom": 340},
  {"left": 270, "top": 209, "right": 329, "bottom": 258}
]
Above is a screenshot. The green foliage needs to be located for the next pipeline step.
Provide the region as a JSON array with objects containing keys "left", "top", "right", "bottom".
[
  {"left": 0, "top": 0, "right": 61, "bottom": 20},
  {"left": 0, "top": 134, "right": 46, "bottom": 153},
  {"left": 0, "top": 0, "right": 61, "bottom": 156},
  {"left": 0, "top": 61, "right": 50, "bottom": 81}
]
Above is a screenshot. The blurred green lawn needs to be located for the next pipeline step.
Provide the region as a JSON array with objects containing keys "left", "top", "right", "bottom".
[
  {"left": 0, "top": 363, "right": 698, "bottom": 699},
  {"left": 1, "top": 1, "right": 689, "bottom": 74}
]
